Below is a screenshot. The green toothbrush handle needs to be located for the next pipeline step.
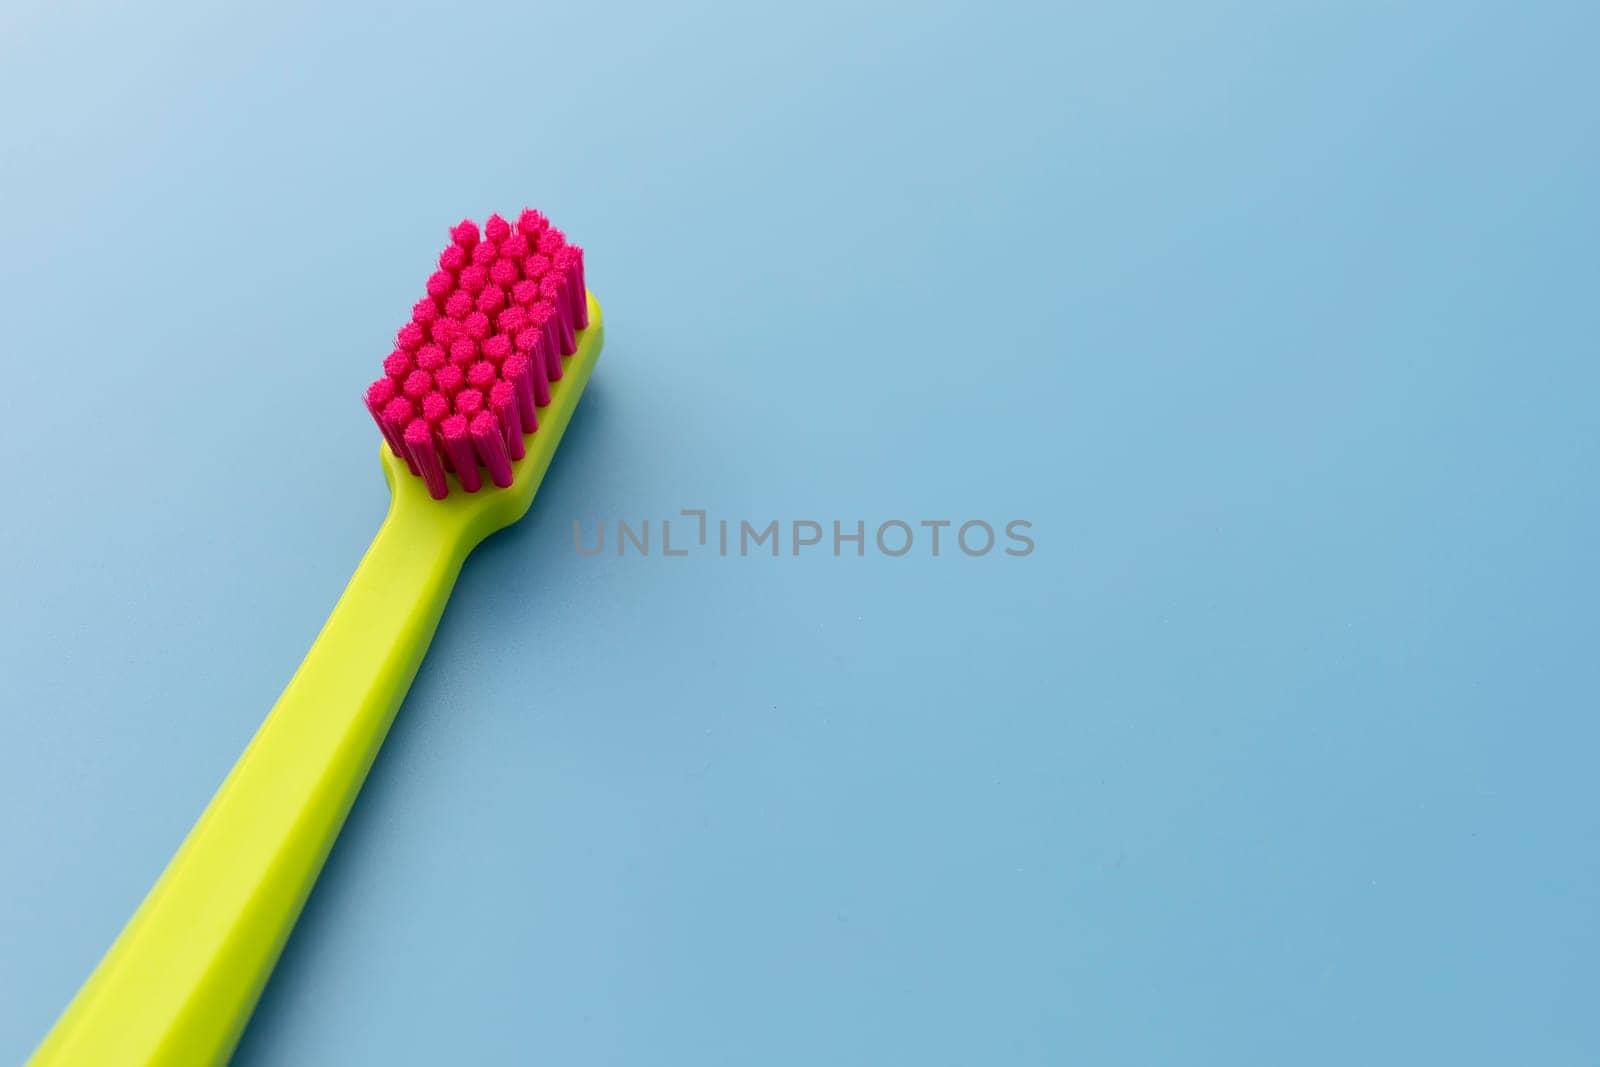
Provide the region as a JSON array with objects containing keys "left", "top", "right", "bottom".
[
  {"left": 33, "top": 292, "right": 605, "bottom": 1067},
  {"left": 31, "top": 495, "right": 474, "bottom": 1067}
]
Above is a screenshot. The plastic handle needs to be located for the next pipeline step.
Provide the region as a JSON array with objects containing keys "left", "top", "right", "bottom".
[
  {"left": 31, "top": 293, "right": 603, "bottom": 1067},
  {"left": 31, "top": 496, "right": 474, "bottom": 1066}
]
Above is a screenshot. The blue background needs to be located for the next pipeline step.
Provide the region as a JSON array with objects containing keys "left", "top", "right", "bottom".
[{"left": 2, "top": 0, "right": 1597, "bottom": 1062}]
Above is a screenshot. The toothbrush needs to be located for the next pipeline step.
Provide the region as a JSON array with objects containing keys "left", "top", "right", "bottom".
[{"left": 31, "top": 210, "right": 602, "bottom": 1067}]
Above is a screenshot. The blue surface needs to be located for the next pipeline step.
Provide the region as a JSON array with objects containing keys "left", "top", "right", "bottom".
[{"left": 2, "top": 0, "right": 1598, "bottom": 1063}]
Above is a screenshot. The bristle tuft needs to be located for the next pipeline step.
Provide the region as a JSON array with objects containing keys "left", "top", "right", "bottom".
[
  {"left": 537, "top": 228, "right": 565, "bottom": 256},
  {"left": 490, "top": 380, "right": 526, "bottom": 460},
  {"left": 403, "top": 369, "right": 434, "bottom": 403},
  {"left": 366, "top": 379, "right": 405, "bottom": 456},
  {"left": 422, "top": 391, "right": 451, "bottom": 425},
  {"left": 503, "top": 353, "right": 539, "bottom": 431},
  {"left": 467, "top": 360, "right": 496, "bottom": 393},
  {"left": 501, "top": 233, "right": 530, "bottom": 261},
  {"left": 462, "top": 310, "right": 490, "bottom": 341},
  {"left": 499, "top": 305, "right": 528, "bottom": 336},
  {"left": 517, "top": 208, "right": 547, "bottom": 238},
  {"left": 434, "top": 363, "right": 465, "bottom": 396},
  {"left": 450, "top": 219, "right": 480, "bottom": 249},
  {"left": 396, "top": 322, "right": 425, "bottom": 352},
  {"left": 383, "top": 397, "right": 420, "bottom": 474},
  {"left": 526, "top": 302, "right": 562, "bottom": 382},
  {"left": 489, "top": 257, "right": 519, "bottom": 289},
  {"left": 525, "top": 329, "right": 552, "bottom": 407},
  {"left": 455, "top": 388, "right": 485, "bottom": 420},
  {"left": 382, "top": 396, "right": 415, "bottom": 426},
  {"left": 485, "top": 213, "right": 512, "bottom": 244},
  {"left": 444, "top": 290, "right": 474, "bottom": 320},
  {"left": 541, "top": 275, "right": 577, "bottom": 357},
  {"left": 459, "top": 264, "right": 489, "bottom": 294},
  {"left": 404, "top": 418, "right": 449, "bottom": 498},
  {"left": 430, "top": 317, "right": 460, "bottom": 347},
  {"left": 416, "top": 343, "right": 446, "bottom": 373},
  {"left": 440, "top": 415, "right": 481, "bottom": 492},
  {"left": 439, "top": 244, "right": 467, "bottom": 274},
  {"left": 470, "top": 411, "right": 514, "bottom": 487},
  {"left": 384, "top": 349, "right": 413, "bottom": 382},
  {"left": 555, "top": 246, "right": 588, "bottom": 328},
  {"left": 366, "top": 377, "right": 397, "bottom": 408},
  {"left": 482, "top": 334, "right": 512, "bottom": 364},
  {"left": 476, "top": 285, "right": 506, "bottom": 315}
]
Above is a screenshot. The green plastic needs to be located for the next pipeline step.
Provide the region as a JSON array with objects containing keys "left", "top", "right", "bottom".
[{"left": 30, "top": 296, "right": 605, "bottom": 1067}]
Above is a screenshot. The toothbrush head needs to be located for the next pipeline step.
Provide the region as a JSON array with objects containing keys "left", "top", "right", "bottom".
[{"left": 365, "top": 210, "right": 598, "bottom": 510}]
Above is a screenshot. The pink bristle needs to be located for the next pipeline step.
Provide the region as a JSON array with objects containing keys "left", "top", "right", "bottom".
[
  {"left": 396, "top": 321, "right": 425, "bottom": 353},
  {"left": 383, "top": 397, "right": 419, "bottom": 474},
  {"left": 384, "top": 349, "right": 413, "bottom": 382},
  {"left": 422, "top": 391, "right": 451, "bottom": 426},
  {"left": 526, "top": 302, "right": 562, "bottom": 381},
  {"left": 416, "top": 343, "right": 446, "bottom": 373},
  {"left": 482, "top": 334, "right": 512, "bottom": 366},
  {"left": 439, "top": 244, "right": 467, "bottom": 274},
  {"left": 498, "top": 305, "right": 528, "bottom": 336},
  {"left": 450, "top": 219, "right": 480, "bottom": 249},
  {"left": 440, "top": 415, "right": 481, "bottom": 492},
  {"left": 541, "top": 275, "right": 577, "bottom": 356},
  {"left": 529, "top": 335, "right": 552, "bottom": 406},
  {"left": 449, "top": 338, "right": 478, "bottom": 369},
  {"left": 459, "top": 264, "right": 489, "bottom": 294},
  {"left": 511, "top": 279, "right": 540, "bottom": 307},
  {"left": 489, "top": 257, "right": 519, "bottom": 289},
  {"left": 484, "top": 213, "right": 511, "bottom": 244},
  {"left": 403, "top": 369, "right": 433, "bottom": 404},
  {"left": 470, "top": 411, "right": 514, "bottom": 488},
  {"left": 537, "top": 228, "right": 565, "bottom": 256},
  {"left": 404, "top": 418, "right": 449, "bottom": 499},
  {"left": 476, "top": 285, "right": 506, "bottom": 315},
  {"left": 555, "top": 246, "right": 588, "bottom": 328},
  {"left": 426, "top": 270, "right": 454, "bottom": 302},
  {"left": 366, "top": 379, "right": 405, "bottom": 457},
  {"left": 444, "top": 290, "right": 474, "bottom": 320},
  {"left": 464, "top": 310, "right": 491, "bottom": 341},
  {"left": 522, "top": 254, "right": 550, "bottom": 283},
  {"left": 382, "top": 395, "right": 414, "bottom": 427},
  {"left": 516, "top": 208, "right": 547, "bottom": 239},
  {"left": 367, "top": 376, "right": 398, "bottom": 408},
  {"left": 412, "top": 298, "right": 440, "bottom": 327},
  {"left": 502, "top": 353, "right": 539, "bottom": 430},
  {"left": 490, "top": 380, "right": 525, "bottom": 460},
  {"left": 422, "top": 399, "right": 454, "bottom": 476},
  {"left": 431, "top": 317, "right": 462, "bottom": 347},
  {"left": 435, "top": 426, "right": 455, "bottom": 473},
  {"left": 423, "top": 396, "right": 455, "bottom": 473},
  {"left": 435, "top": 363, "right": 465, "bottom": 396},
  {"left": 455, "top": 388, "right": 486, "bottom": 420},
  {"left": 471, "top": 241, "right": 498, "bottom": 268},
  {"left": 466, "top": 360, "right": 496, "bottom": 393},
  {"left": 514, "top": 326, "right": 552, "bottom": 406},
  {"left": 501, "top": 232, "right": 530, "bottom": 261}
]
